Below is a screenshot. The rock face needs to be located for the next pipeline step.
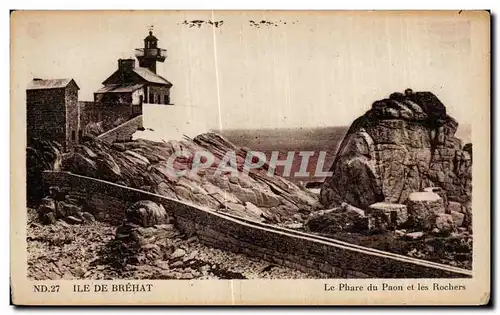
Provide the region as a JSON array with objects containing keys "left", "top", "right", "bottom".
[
  {"left": 63, "top": 133, "right": 319, "bottom": 223},
  {"left": 320, "top": 90, "right": 472, "bottom": 211},
  {"left": 26, "top": 139, "right": 63, "bottom": 203}
]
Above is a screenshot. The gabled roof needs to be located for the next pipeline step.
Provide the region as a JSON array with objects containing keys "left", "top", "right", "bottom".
[
  {"left": 27, "top": 78, "right": 79, "bottom": 90},
  {"left": 94, "top": 83, "right": 144, "bottom": 94},
  {"left": 132, "top": 67, "right": 172, "bottom": 86},
  {"left": 101, "top": 66, "right": 172, "bottom": 87}
]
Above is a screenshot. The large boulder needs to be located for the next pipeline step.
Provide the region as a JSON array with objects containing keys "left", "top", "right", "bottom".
[
  {"left": 367, "top": 202, "right": 408, "bottom": 227},
  {"left": 424, "top": 187, "right": 448, "bottom": 210},
  {"left": 450, "top": 210, "right": 465, "bottom": 227},
  {"left": 305, "top": 204, "right": 368, "bottom": 234},
  {"left": 63, "top": 134, "right": 319, "bottom": 223},
  {"left": 320, "top": 90, "right": 472, "bottom": 210},
  {"left": 433, "top": 213, "right": 457, "bottom": 234},
  {"left": 56, "top": 201, "right": 82, "bottom": 218},
  {"left": 37, "top": 197, "right": 56, "bottom": 215},
  {"left": 110, "top": 222, "right": 181, "bottom": 267},
  {"left": 126, "top": 200, "right": 169, "bottom": 227},
  {"left": 406, "top": 191, "right": 445, "bottom": 229}
]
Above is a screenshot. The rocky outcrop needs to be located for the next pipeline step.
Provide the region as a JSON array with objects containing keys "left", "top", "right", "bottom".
[
  {"left": 320, "top": 90, "right": 472, "bottom": 214},
  {"left": 35, "top": 187, "right": 96, "bottom": 225},
  {"left": 26, "top": 139, "right": 63, "bottom": 203},
  {"left": 305, "top": 203, "right": 369, "bottom": 234},
  {"left": 62, "top": 133, "right": 319, "bottom": 223}
]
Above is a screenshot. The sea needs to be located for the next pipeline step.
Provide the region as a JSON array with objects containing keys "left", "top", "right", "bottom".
[{"left": 219, "top": 124, "right": 472, "bottom": 185}]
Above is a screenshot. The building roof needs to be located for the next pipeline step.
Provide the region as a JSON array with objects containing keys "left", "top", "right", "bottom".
[
  {"left": 27, "top": 78, "right": 79, "bottom": 90},
  {"left": 132, "top": 67, "right": 172, "bottom": 86},
  {"left": 94, "top": 83, "right": 144, "bottom": 94},
  {"left": 144, "top": 31, "right": 158, "bottom": 42}
]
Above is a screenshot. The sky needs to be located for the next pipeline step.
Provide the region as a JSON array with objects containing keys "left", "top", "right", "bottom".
[{"left": 11, "top": 11, "right": 488, "bottom": 131}]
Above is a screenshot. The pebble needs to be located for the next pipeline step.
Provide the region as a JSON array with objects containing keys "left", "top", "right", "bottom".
[
  {"left": 431, "top": 228, "right": 441, "bottom": 235},
  {"left": 394, "top": 230, "right": 405, "bottom": 237},
  {"left": 284, "top": 223, "right": 304, "bottom": 229},
  {"left": 156, "top": 261, "right": 170, "bottom": 270},
  {"left": 57, "top": 220, "right": 71, "bottom": 228},
  {"left": 170, "top": 248, "right": 186, "bottom": 259},
  {"left": 181, "top": 272, "right": 194, "bottom": 280},
  {"left": 64, "top": 216, "right": 83, "bottom": 224},
  {"left": 73, "top": 266, "right": 86, "bottom": 278},
  {"left": 405, "top": 231, "right": 424, "bottom": 240},
  {"left": 170, "top": 261, "right": 184, "bottom": 268},
  {"left": 183, "top": 250, "right": 198, "bottom": 262},
  {"left": 62, "top": 272, "right": 74, "bottom": 280}
]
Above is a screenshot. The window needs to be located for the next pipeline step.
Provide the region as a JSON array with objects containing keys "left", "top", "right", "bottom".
[
  {"left": 139, "top": 95, "right": 144, "bottom": 104},
  {"left": 71, "top": 130, "right": 76, "bottom": 141},
  {"left": 164, "top": 95, "right": 170, "bottom": 105},
  {"left": 149, "top": 93, "right": 154, "bottom": 104},
  {"left": 156, "top": 94, "right": 160, "bottom": 104},
  {"left": 78, "top": 130, "right": 82, "bottom": 139}
]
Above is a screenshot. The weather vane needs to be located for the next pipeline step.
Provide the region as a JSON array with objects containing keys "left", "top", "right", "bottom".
[{"left": 148, "top": 25, "right": 154, "bottom": 32}]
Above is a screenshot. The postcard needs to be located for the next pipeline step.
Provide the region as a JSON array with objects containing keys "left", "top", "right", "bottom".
[{"left": 10, "top": 10, "right": 490, "bottom": 305}]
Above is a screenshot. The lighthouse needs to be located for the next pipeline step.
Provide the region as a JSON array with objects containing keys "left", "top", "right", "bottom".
[
  {"left": 135, "top": 30, "right": 167, "bottom": 74},
  {"left": 95, "top": 29, "right": 173, "bottom": 105}
]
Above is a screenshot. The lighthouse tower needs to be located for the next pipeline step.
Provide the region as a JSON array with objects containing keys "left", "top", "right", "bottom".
[{"left": 135, "top": 30, "right": 167, "bottom": 74}]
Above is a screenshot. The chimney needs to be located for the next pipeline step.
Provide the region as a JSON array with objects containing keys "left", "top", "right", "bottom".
[{"left": 118, "top": 59, "right": 135, "bottom": 72}]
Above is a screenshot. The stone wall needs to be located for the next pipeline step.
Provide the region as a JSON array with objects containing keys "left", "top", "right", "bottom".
[
  {"left": 79, "top": 101, "right": 141, "bottom": 137},
  {"left": 27, "top": 88, "right": 68, "bottom": 150},
  {"left": 97, "top": 115, "right": 143, "bottom": 144},
  {"left": 65, "top": 86, "right": 80, "bottom": 150},
  {"left": 146, "top": 86, "right": 170, "bottom": 104},
  {"left": 42, "top": 171, "right": 472, "bottom": 279}
]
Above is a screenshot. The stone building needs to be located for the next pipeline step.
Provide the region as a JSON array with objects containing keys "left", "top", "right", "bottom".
[
  {"left": 26, "top": 30, "right": 174, "bottom": 150},
  {"left": 26, "top": 78, "right": 80, "bottom": 151}
]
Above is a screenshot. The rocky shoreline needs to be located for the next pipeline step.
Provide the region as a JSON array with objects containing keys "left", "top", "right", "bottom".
[{"left": 27, "top": 89, "right": 473, "bottom": 278}]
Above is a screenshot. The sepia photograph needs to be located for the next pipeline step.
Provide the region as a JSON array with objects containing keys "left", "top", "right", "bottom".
[{"left": 10, "top": 10, "right": 490, "bottom": 305}]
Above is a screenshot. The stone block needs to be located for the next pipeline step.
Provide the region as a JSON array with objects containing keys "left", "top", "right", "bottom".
[
  {"left": 450, "top": 210, "right": 465, "bottom": 227},
  {"left": 368, "top": 202, "right": 408, "bottom": 227},
  {"left": 406, "top": 191, "right": 445, "bottom": 229},
  {"left": 448, "top": 201, "right": 463, "bottom": 214},
  {"left": 423, "top": 186, "right": 448, "bottom": 208},
  {"left": 434, "top": 213, "right": 457, "bottom": 234}
]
